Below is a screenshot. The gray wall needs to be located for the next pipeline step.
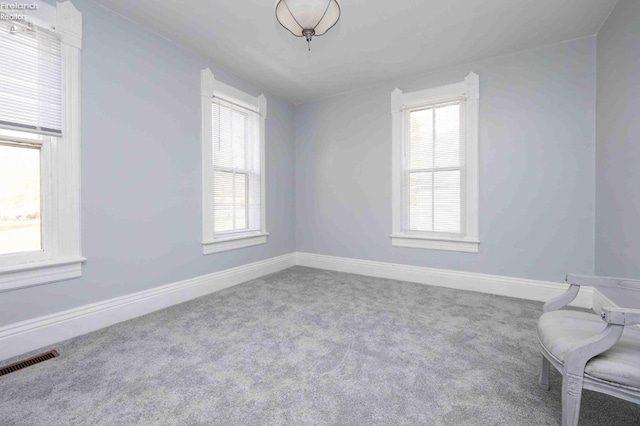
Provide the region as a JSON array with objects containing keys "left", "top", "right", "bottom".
[
  {"left": 295, "top": 37, "right": 596, "bottom": 283},
  {"left": 0, "top": 0, "right": 296, "bottom": 326},
  {"left": 0, "top": 2, "right": 611, "bottom": 327},
  {"left": 595, "top": 0, "right": 640, "bottom": 279}
]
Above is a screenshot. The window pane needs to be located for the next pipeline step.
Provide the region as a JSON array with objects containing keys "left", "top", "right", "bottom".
[
  {"left": 0, "top": 143, "right": 41, "bottom": 254},
  {"left": 212, "top": 103, "right": 233, "bottom": 169},
  {"left": 213, "top": 170, "right": 234, "bottom": 233},
  {"left": 409, "top": 171, "right": 433, "bottom": 232},
  {"left": 434, "top": 103, "right": 461, "bottom": 168},
  {"left": 409, "top": 109, "right": 433, "bottom": 169},
  {"left": 213, "top": 205, "right": 233, "bottom": 233},
  {"left": 434, "top": 170, "right": 461, "bottom": 233},
  {"left": 247, "top": 173, "right": 261, "bottom": 231},
  {"left": 234, "top": 173, "right": 247, "bottom": 230},
  {"left": 212, "top": 102, "right": 247, "bottom": 170},
  {"left": 231, "top": 110, "right": 246, "bottom": 170},
  {"left": 213, "top": 170, "right": 249, "bottom": 233}
]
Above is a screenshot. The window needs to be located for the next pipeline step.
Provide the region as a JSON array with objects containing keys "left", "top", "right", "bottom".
[
  {"left": 391, "top": 72, "right": 479, "bottom": 253},
  {"left": 0, "top": 132, "right": 46, "bottom": 261},
  {"left": 0, "top": 2, "right": 83, "bottom": 292},
  {"left": 200, "top": 69, "right": 267, "bottom": 254}
]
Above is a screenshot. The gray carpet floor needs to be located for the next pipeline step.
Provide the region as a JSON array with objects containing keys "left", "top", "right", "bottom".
[{"left": 1, "top": 266, "right": 639, "bottom": 425}]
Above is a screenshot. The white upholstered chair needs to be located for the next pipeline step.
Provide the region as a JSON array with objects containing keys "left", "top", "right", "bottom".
[{"left": 537, "top": 274, "right": 640, "bottom": 426}]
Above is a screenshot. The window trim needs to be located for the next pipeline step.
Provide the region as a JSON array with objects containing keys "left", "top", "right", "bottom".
[
  {"left": 390, "top": 72, "right": 479, "bottom": 253},
  {"left": 200, "top": 68, "right": 268, "bottom": 254},
  {"left": 0, "top": 1, "right": 84, "bottom": 292}
]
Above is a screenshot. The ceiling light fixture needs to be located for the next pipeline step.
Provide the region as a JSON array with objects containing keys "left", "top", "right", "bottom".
[{"left": 275, "top": 0, "right": 341, "bottom": 51}]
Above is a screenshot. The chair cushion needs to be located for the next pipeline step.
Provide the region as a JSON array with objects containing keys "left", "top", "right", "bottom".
[{"left": 538, "top": 310, "right": 640, "bottom": 389}]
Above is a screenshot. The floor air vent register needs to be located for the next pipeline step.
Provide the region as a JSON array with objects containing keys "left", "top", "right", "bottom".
[{"left": 0, "top": 350, "right": 59, "bottom": 376}]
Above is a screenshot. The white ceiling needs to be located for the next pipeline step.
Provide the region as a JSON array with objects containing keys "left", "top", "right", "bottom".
[{"left": 92, "top": 0, "right": 617, "bottom": 104}]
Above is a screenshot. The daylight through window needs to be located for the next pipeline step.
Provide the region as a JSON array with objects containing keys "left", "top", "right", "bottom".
[
  {"left": 0, "top": 1, "right": 83, "bottom": 290},
  {"left": 0, "top": 139, "right": 42, "bottom": 255},
  {"left": 406, "top": 100, "right": 464, "bottom": 234},
  {"left": 212, "top": 100, "right": 261, "bottom": 234},
  {"left": 391, "top": 72, "right": 479, "bottom": 253},
  {"left": 200, "top": 69, "right": 267, "bottom": 254}
]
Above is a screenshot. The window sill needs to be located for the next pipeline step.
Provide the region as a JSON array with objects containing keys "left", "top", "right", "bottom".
[
  {"left": 0, "top": 257, "right": 86, "bottom": 293},
  {"left": 390, "top": 234, "right": 479, "bottom": 253},
  {"left": 202, "top": 232, "right": 269, "bottom": 255}
]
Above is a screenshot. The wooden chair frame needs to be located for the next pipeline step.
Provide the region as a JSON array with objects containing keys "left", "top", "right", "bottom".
[{"left": 538, "top": 274, "right": 640, "bottom": 426}]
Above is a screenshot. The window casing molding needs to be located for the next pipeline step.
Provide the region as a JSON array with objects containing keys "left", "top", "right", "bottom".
[
  {"left": 390, "top": 72, "right": 479, "bottom": 253},
  {"left": 200, "top": 69, "right": 268, "bottom": 254},
  {"left": 0, "top": 1, "right": 84, "bottom": 292}
]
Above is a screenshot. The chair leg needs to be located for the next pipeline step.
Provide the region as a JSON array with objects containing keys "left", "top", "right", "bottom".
[
  {"left": 539, "top": 355, "right": 550, "bottom": 390},
  {"left": 561, "top": 373, "right": 584, "bottom": 426}
]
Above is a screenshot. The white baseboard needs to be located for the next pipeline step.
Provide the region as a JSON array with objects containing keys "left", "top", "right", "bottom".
[
  {"left": 296, "top": 252, "right": 593, "bottom": 309},
  {"left": 0, "top": 253, "right": 296, "bottom": 361},
  {"left": 1, "top": 250, "right": 594, "bottom": 362}
]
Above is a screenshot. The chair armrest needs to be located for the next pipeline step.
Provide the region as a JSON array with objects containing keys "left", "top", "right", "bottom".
[
  {"left": 566, "top": 273, "right": 640, "bottom": 290},
  {"left": 564, "top": 323, "right": 625, "bottom": 376},
  {"left": 543, "top": 284, "right": 580, "bottom": 313},
  {"left": 600, "top": 307, "right": 640, "bottom": 326},
  {"left": 542, "top": 273, "right": 640, "bottom": 313}
]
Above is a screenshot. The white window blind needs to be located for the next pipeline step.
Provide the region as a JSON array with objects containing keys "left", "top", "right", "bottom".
[
  {"left": 0, "top": 20, "right": 62, "bottom": 136},
  {"left": 212, "top": 98, "right": 261, "bottom": 235},
  {"left": 404, "top": 100, "right": 465, "bottom": 234}
]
